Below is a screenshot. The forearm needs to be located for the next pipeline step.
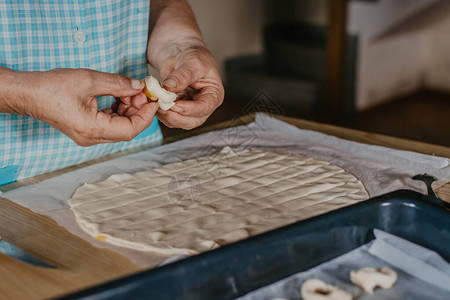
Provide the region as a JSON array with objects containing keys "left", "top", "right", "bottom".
[
  {"left": 147, "top": 0, "right": 205, "bottom": 71},
  {"left": 0, "top": 67, "right": 28, "bottom": 115}
]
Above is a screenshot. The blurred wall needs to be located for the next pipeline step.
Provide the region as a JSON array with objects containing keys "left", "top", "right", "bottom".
[
  {"left": 264, "top": 0, "right": 327, "bottom": 25},
  {"left": 355, "top": 32, "right": 427, "bottom": 110},
  {"left": 187, "top": 0, "right": 450, "bottom": 111},
  {"left": 187, "top": 0, "right": 264, "bottom": 79},
  {"left": 284, "top": 0, "right": 438, "bottom": 110}
]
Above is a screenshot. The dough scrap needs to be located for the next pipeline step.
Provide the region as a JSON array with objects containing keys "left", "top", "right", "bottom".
[
  {"left": 69, "top": 147, "right": 368, "bottom": 255},
  {"left": 350, "top": 267, "right": 397, "bottom": 294},
  {"left": 143, "top": 75, "right": 177, "bottom": 110},
  {"left": 301, "top": 279, "right": 353, "bottom": 300}
]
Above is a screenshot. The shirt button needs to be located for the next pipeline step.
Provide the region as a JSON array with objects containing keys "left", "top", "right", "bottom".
[{"left": 73, "top": 30, "right": 86, "bottom": 44}]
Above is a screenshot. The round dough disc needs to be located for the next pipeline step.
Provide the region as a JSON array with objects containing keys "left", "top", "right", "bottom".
[{"left": 69, "top": 148, "right": 368, "bottom": 255}]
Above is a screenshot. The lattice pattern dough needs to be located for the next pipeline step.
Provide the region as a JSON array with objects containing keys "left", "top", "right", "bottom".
[{"left": 69, "top": 147, "right": 368, "bottom": 255}]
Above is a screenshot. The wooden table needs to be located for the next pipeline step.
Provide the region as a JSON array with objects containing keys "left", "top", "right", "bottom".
[{"left": 0, "top": 115, "right": 448, "bottom": 299}]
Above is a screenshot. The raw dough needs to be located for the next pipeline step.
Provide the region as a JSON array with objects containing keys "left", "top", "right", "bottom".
[
  {"left": 301, "top": 279, "right": 353, "bottom": 300},
  {"left": 350, "top": 267, "right": 397, "bottom": 294},
  {"left": 143, "top": 75, "right": 177, "bottom": 110},
  {"left": 69, "top": 147, "right": 368, "bottom": 255}
]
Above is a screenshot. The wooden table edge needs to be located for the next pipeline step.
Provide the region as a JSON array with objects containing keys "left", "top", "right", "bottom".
[{"left": 1, "top": 113, "right": 449, "bottom": 198}]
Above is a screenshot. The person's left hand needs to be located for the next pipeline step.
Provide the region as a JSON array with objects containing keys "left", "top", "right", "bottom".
[{"left": 155, "top": 45, "right": 224, "bottom": 130}]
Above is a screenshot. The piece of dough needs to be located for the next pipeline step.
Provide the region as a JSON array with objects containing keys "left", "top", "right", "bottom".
[
  {"left": 143, "top": 75, "right": 177, "bottom": 110},
  {"left": 350, "top": 267, "right": 397, "bottom": 294},
  {"left": 301, "top": 279, "right": 353, "bottom": 300},
  {"left": 69, "top": 147, "right": 368, "bottom": 255}
]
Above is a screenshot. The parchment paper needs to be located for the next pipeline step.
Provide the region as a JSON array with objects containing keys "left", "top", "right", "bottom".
[
  {"left": 237, "top": 229, "right": 450, "bottom": 300},
  {"left": 1, "top": 114, "right": 450, "bottom": 266}
]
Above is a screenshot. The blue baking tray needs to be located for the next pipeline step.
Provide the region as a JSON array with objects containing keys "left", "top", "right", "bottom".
[{"left": 59, "top": 189, "right": 450, "bottom": 300}]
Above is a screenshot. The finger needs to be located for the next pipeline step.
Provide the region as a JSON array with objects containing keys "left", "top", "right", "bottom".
[
  {"left": 102, "top": 108, "right": 114, "bottom": 114},
  {"left": 87, "top": 70, "right": 145, "bottom": 98},
  {"left": 114, "top": 92, "right": 145, "bottom": 115},
  {"left": 119, "top": 96, "right": 131, "bottom": 105},
  {"left": 156, "top": 110, "right": 206, "bottom": 130},
  {"left": 116, "top": 103, "right": 130, "bottom": 116},
  {"left": 156, "top": 112, "right": 177, "bottom": 128},
  {"left": 102, "top": 110, "right": 120, "bottom": 117},
  {"left": 175, "top": 86, "right": 195, "bottom": 100},
  {"left": 162, "top": 61, "right": 204, "bottom": 93},
  {"left": 96, "top": 102, "right": 159, "bottom": 142},
  {"left": 170, "top": 84, "right": 223, "bottom": 118},
  {"left": 156, "top": 108, "right": 177, "bottom": 128},
  {"left": 130, "top": 92, "right": 148, "bottom": 109}
]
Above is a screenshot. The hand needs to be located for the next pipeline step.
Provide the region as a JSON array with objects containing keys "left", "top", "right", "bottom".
[
  {"left": 13, "top": 68, "right": 159, "bottom": 146},
  {"left": 147, "top": 0, "right": 224, "bottom": 129},
  {"left": 155, "top": 45, "right": 224, "bottom": 130}
]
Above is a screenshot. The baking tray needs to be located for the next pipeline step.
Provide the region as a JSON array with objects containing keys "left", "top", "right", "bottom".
[{"left": 59, "top": 189, "right": 450, "bottom": 299}]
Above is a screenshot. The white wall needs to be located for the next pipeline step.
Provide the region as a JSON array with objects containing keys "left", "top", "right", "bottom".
[
  {"left": 356, "top": 32, "right": 427, "bottom": 110},
  {"left": 348, "top": 0, "right": 439, "bottom": 42},
  {"left": 348, "top": 0, "right": 440, "bottom": 110},
  {"left": 187, "top": 0, "right": 264, "bottom": 78}
]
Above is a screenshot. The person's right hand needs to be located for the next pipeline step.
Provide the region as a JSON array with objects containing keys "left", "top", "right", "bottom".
[{"left": 3, "top": 68, "right": 159, "bottom": 146}]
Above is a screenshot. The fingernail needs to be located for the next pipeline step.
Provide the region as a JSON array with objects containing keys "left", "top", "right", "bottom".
[
  {"left": 162, "top": 78, "right": 176, "bottom": 89},
  {"left": 170, "top": 105, "right": 184, "bottom": 113},
  {"left": 132, "top": 79, "right": 144, "bottom": 90},
  {"left": 158, "top": 108, "right": 167, "bottom": 115}
]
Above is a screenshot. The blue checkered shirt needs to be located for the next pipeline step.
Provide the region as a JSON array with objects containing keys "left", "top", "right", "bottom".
[{"left": 0, "top": 0, "right": 162, "bottom": 185}]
